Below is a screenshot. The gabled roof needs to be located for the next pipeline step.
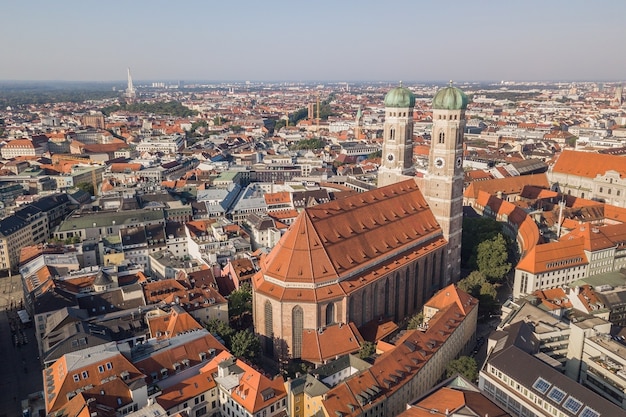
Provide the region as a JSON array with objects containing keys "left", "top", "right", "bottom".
[
  {"left": 516, "top": 237, "right": 587, "bottom": 274},
  {"left": 202, "top": 352, "right": 287, "bottom": 414},
  {"left": 552, "top": 149, "right": 626, "bottom": 178},
  {"left": 464, "top": 174, "right": 549, "bottom": 200},
  {"left": 260, "top": 179, "right": 441, "bottom": 285},
  {"left": 301, "top": 322, "right": 363, "bottom": 363},
  {"left": 424, "top": 284, "right": 477, "bottom": 317}
]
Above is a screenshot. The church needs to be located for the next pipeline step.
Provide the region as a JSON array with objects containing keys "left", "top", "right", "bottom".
[{"left": 252, "top": 83, "right": 467, "bottom": 362}]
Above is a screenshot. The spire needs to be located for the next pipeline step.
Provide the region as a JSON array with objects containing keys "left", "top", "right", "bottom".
[{"left": 125, "top": 68, "right": 136, "bottom": 101}]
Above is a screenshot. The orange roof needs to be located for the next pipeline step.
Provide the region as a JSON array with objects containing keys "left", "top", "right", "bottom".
[
  {"left": 464, "top": 174, "right": 549, "bottom": 200},
  {"left": 110, "top": 163, "right": 143, "bottom": 173},
  {"left": 552, "top": 149, "right": 626, "bottom": 178},
  {"left": 264, "top": 191, "right": 291, "bottom": 205},
  {"left": 516, "top": 237, "right": 587, "bottom": 274},
  {"left": 200, "top": 352, "right": 287, "bottom": 413},
  {"left": 424, "top": 284, "right": 476, "bottom": 317},
  {"left": 147, "top": 306, "right": 204, "bottom": 340},
  {"left": 301, "top": 322, "right": 363, "bottom": 363},
  {"left": 259, "top": 179, "right": 442, "bottom": 286},
  {"left": 401, "top": 386, "right": 508, "bottom": 417},
  {"left": 157, "top": 372, "right": 217, "bottom": 410}
]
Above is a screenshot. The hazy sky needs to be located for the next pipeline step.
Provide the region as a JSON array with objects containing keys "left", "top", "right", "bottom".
[{"left": 2, "top": 0, "right": 624, "bottom": 82}]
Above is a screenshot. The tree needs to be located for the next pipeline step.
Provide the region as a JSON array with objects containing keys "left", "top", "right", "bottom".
[
  {"left": 230, "top": 329, "right": 262, "bottom": 362},
  {"left": 461, "top": 217, "right": 503, "bottom": 269},
  {"left": 228, "top": 282, "right": 252, "bottom": 319},
  {"left": 76, "top": 182, "right": 94, "bottom": 196},
  {"left": 358, "top": 341, "right": 376, "bottom": 359},
  {"left": 206, "top": 319, "right": 235, "bottom": 346},
  {"left": 407, "top": 312, "right": 424, "bottom": 330},
  {"left": 476, "top": 234, "right": 511, "bottom": 282},
  {"left": 446, "top": 356, "right": 478, "bottom": 381},
  {"left": 458, "top": 271, "right": 498, "bottom": 315}
]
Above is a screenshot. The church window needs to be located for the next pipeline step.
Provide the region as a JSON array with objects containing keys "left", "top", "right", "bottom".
[
  {"left": 457, "top": 131, "right": 462, "bottom": 145},
  {"left": 384, "top": 279, "right": 390, "bottom": 316},
  {"left": 600, "top": 187, "right": 603, "bottom": 193},
  {"left": 326, "top": 303, "right": 335, "bottom": 326},
  {"left": 608, "top": 189, "right": 612, "bottom": 194},
  {"left": 390, "top": 128, "right": 395, "bottom": 141},
  {"left": 438, "top": 132, "right": 445, "bottom": 144},
  {"left": 264, "top": 301, "right": 273, "bottom": 354},
  {"left": 618, "top": 190, "right": 621, "bottom": 196},
  {"left": 361, "top": 291, "right": 367, "bottom": 325},
  {"left": 292, "top": 306, "right": 303, "bottom": 358}
]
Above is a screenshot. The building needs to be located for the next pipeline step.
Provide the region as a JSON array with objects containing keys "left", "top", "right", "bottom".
[
  {"left": 549, "top": 150, "right": 626, "bottom": 207},
  {"left": 252, "top": 85, "right": 466, "bottom": 363}
]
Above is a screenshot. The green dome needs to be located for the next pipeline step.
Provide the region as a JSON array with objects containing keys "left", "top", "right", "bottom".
[
  {"left": 432, "top": 84, "right": 468, "bottom": 110},
  {"left": 384, "top": 85, "right": 415, "bottom": 108}
]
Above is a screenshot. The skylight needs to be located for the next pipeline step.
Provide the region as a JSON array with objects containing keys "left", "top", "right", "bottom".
[
  {"left": 547, "top": 386, "right": 566, "bottom": 404},
  {"left": 563, "top": 396, "right": 583, "bottom": 414},
  {"left": 579, "top": 406, "right": 600, "bottom": 417},
  {"left": 532, "top": 377, "right": 551, "bottom": 394}
]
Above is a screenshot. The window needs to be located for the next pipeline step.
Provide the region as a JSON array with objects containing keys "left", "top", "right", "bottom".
[
  {"left": 98, "top": 365, "right": 104, "bottom": 373},
  {"left": 438, "top": 131, "right": 445, "bottom": 144},
  {"left": 73, "top": 374, "right": 80, "bottom": 382},
  {"left": 563, "top": 397, "right": 583, "bottom": 414},
  {"left": 81, "top": 371, "right": 89, "bottom": 379},
  {"left": 106, "top": 362, "right": 112, "bottom": 370},
  {"left": 547, "top": 386, "right": 566, "bottom": 404},
  {"left": 532, "top": 377, "right": 551, "bottom": 394}
]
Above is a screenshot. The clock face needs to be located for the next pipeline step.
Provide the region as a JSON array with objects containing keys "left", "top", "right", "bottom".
[
  {"left": 456, "top": 157, "right": 463, "bottom": 168},
  {"left": 387, "top": 154, "right": 394, "bottom": 162},
  {"left": 434, "top": 157, "right": 445, "bottom": 168}
]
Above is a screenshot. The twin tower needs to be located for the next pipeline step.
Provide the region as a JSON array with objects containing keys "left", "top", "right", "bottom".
[{"left": 378, "top": 83, "right": 467, "bottom": 283}]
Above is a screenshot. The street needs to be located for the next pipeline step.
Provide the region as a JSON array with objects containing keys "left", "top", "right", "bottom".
[{"left": 0, "top": 274, "right": 42, "bottom": 417}]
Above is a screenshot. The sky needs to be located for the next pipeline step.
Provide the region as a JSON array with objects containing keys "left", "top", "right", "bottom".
[{"left": 1, "top": 0, "right": 625, "bottom": 82}]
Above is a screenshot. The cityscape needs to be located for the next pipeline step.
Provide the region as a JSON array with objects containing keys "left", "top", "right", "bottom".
[{"left": 4, "top": 2, "right": 626, "bottom": 417}]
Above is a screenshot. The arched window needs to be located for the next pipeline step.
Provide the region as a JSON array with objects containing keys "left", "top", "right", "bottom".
[
  {"left": 361, "top": 290, "right": 367, "bottom": 325},
  {"left": 292, "top": 306, "right": 303, "bottom": 358},
  {"left": 390, "top": 127, "right": 395, "bottom": 141},
  {"left": 457, "top": 131, "right": 462, "bottom": 145},
  {"left": 264, "top": 301, "right": 274, "bottom": 355},
  {"left": 384, "top": 279, "right": 390, "bottom": 316},
  {"left": 404, "top": 268, "right": 410, "bottom": 316},
  {"left": 264, "top": 301, "right": 273, "bottom": 337},
  {"left": 326, "top": 303, "right": 335, "bottom": 326},
  {"left": 438, "top": 131, "right": 445, "bottom": 144},
  {"left": 600, "top": 187, "right": 603, "bottom": 193}
]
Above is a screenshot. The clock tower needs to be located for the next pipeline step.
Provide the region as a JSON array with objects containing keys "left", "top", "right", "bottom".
[
  {"left": 378, "top": 83, "right": 415, "bottom": 187},
  {"left": 417, "top": 82, "right": 467, "bottom": 283}
]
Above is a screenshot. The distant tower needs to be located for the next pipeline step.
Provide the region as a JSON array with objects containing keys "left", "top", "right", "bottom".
[
  {"left": 416, "top": 81, "right": 467, "bottom": 284},
  {"left": 614, "top": 85, "right": 624, "bottom": 106},
  {"left": 125, "top": 68, "right": 136, "bottom": 102},
  {"left": 377, "top": 83, "right": 415, "bottom": 187},
  {"left": 354, "top": 106, "right": 362, "bottom": 139}
]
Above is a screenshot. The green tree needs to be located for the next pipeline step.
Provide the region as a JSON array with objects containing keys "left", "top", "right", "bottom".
[
  {"left": 76, "top": 182, "right": 94, "bottom": 196},
  {"left": 230, "top": 125, "right": 244, "bottom": 133},
  {"left": 458, "top": 271, "right": 498, "bottom": 315},
  {"left": 274, "top": 119, "right": 286, "bottom": 133},
  {"left": 446, "top": 356, "right": 478, "bottom": 381},
  {"left": 461, "top": 217, "right": 503, "bottom": 269},
  {"left": 407, "top": 312, "right": 424, "bottom": 330},
  {"left": 206, "top": 319, "right": 235, "bottom": 346},
  {"left": 228, "top": 283, "right": 252, "bottom": 320},
  {"left": 476, "top": 234, "right": 511, "bottom": 282},
  {"left": 230, "top": 329, "right": 262, "bottom": 362},
  {"left": 367, "top": 150, "right": 382, "bottom": 160},
  {"left": 358, "top": 341, "right": 376, "bottom": 359}
]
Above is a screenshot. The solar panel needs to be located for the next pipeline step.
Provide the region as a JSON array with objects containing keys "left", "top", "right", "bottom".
[
  {"left": 563, "top": 396, "right": 583, "bottom": 414},
  {"left": 532, "top": 377, "right": 551, "bottom": 394},
  {"left": 547, "top": 386, "right": 566, "bottom": 404},
  {"left": 580, "top": 406, "right": 600, "bottom": 417}
]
